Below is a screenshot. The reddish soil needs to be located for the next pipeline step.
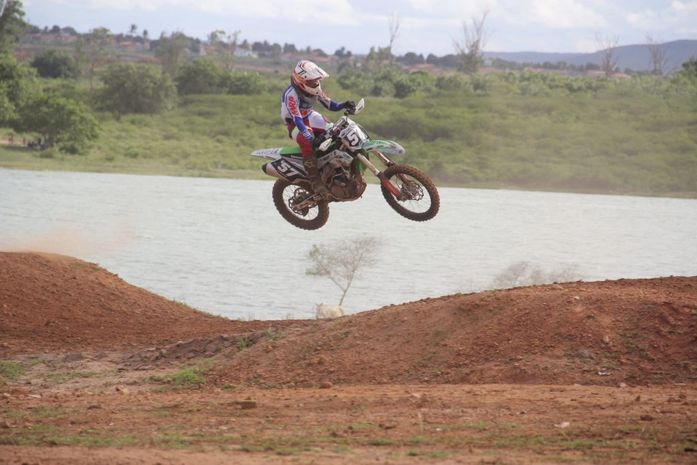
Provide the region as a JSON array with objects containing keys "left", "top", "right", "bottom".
[
  {"left": 1, "top": 252, "right": 696, "bottom": 464},
  {"left": 0, "top": 252, "right": 299, "bottom": 355},
  {"left": 213, "top": 277, "right": 697, "bottom": 387},
  {"left": 3, "top": 251, "right": 695, "bottom": 387}
]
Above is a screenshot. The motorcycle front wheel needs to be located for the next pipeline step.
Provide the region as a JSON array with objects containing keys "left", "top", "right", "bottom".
[
  {"left": 272, "top": 179, "right": 329, "bottom": 230},
  {"left": 380, "top": 164, "right": 440, "bottom": 221}
]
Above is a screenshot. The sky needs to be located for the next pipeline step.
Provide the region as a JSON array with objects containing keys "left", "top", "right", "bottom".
[{"left": 22, "top": 0, "right": 697, "bottom": 55}]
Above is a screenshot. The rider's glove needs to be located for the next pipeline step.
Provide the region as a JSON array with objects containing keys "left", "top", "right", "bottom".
[
  {"left": 342, "top": 100, "right": 356, "bottom": 114},
  {"left": 301, "top": 128, "right": 314, "bottom": 141}
]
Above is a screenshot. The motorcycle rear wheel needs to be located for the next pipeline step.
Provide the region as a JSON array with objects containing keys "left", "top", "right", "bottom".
[
  {"left": 380, "top": 164, "right": 440, "bottom": 221},
  {"left": 272, "top": 179, "right": 329, "bottom": 230}
]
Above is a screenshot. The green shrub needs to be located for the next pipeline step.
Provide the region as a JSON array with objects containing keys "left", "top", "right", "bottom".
[
  {"left": 13, "top": 92, "right": 99, "bottom": 153},
  {"left": 99, "top": 63, "right": 177, "bottom": 116},
  {"left": 176, "top": 59, "right": 224, "bottom": 95},
  {"left": 222, "top": 71, "right": 264, "bottom": 95},
  {"left": 393, "top": 77, "right": 416, "bottom": 98},
  {"left": 0, "top": 53, "right": 36, "bottom": 124},
  {"left": 338, "top": 68, "right": 434, "bottom": 98},
  {"left": 680, "top": 58, "right": 697, "bottom": 81},
  {"left": 31, "top": 49, "right": 79, "bottom": 79},
  {"left": 470, "top": 75, "right": 490, "bottom": 94},
  {"left": 435, "top": 74, "right": 466, "bottom": 91}
]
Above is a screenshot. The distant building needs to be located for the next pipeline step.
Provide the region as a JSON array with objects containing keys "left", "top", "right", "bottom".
[
  {"left": 235, "top": 48, "right": 257, "bottom": 58},
  {"left": 198, "top": 44, "right": 257, "bottom": 58}
]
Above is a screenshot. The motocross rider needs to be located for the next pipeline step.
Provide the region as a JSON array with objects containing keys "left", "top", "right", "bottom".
[{"left": 281, "top": 60, "right": 356, "bottom": 198}]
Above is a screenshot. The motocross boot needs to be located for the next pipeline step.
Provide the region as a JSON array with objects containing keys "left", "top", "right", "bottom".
[{"left": 303, "top": 153, "right": 328, "bottom": 200}]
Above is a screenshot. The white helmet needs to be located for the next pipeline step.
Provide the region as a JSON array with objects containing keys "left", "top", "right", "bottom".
[{"left": 291, "top": 60, "right": 329, "bottom": 96}]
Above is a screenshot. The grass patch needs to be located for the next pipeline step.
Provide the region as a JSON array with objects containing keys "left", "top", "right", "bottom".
[
  {"left": 367, "top": 437, "right": 398, "bottom": 446},
  {"left": 51, "top": 433, "right": 141, "bottom": 448},
  {"left": 169, "top": 367, "right": 206, "bottom": 388},
  {"left": 450, "top": 420, "right": 495, "bottom": 431},
  {"left": 560, "top": 438, "right": 608, "bottom": 450},
  {"left": 348, "top": 422, "right": 376, "bottom": 431},
  {"left": 240, "top": 436, "right": 314, "bottom": 455},
  {"left": 407, "top": 435, "right": 434, "bottom": 445},
  {"left": 30, "top": 406, "right": 68, "bottom": 419},
  {"left": 1, "top": 409, "right": 26, "bottom": 420},
  {"left": 237, "top": 336, "right": 252, "bottom": 351},
  {"left": 0, "top": 361, "right": 25, "bottom": 382},
  {"left": 152, "top": 432, "right": 192, "bottom": 449},
  {"left": 0, "top": 424, "right": 140, "bottom": 448},
  {"left": 407, "top": 449, "right": 451, "bottom": 459},
  {"left": 45, "top": 370, "right": 100, "bottom": 384}
]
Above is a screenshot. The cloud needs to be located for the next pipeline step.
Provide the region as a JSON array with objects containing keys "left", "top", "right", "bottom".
[
  {"left": 366, "top": 0, "right": 696, "bottom": 36},
  {"left": 626, "top": 3, "right": 697, "bottom": 34},
  {"left": 408, "top": 0, "right": 606, "bottom": 29},
  {"left": 40, "top": 0, "right": 361, "bottom": 25},
  {"left": 573, "top": 38, "right": 599, "bottom": 52},
  {"left": 408, "top": 0, "right": 498, "bottom": 18},
  {"left": 508, "top": 0, "right": 607, "bottom": 29},
  {"left": 626, "top": 9, "right": 660, "bottom": 29},
  {"left": 671, "top": 0, "right": 697, "bottom": 12},
  {"left": 25, "top": 0, "right": 697, "bottom": 54}
]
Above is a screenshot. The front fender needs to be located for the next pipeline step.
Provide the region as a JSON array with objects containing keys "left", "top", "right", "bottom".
[{"left": 362, "top": 139, "right": 405, "bottom": 156}]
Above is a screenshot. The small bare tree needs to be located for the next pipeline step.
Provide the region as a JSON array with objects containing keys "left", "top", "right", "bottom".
[
  {"left": 365, "top": 13, "right": 399, "bottom": 69},
  {"left": 209, "top": 29, "right": 240, "bottom": 70},
  {"left": 306, "top": 236, "right": 381, "bottom": 306},
  {"left": 75, "top": 27, "right": 113, "bottom": 89},
  {"left": 492, "top": 261, "right": 581, "bottom": 289},
  {"left": 453, "top": 11, "right": 489, "bottom": 74},
  {"left": 387, "top": 12, "right": 400, "bottom": 64},
  {"left": 646, "top": 35, "right": 669, "bottom": 76},
  {"left": 155, "top": 31, "right": 189, "bottom": 76},
  {"left": 596, "top": 33, "right": 619, "bottom": 76}
]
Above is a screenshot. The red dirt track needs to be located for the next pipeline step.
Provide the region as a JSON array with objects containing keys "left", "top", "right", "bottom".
[
  {"left": 1, "top": 252, "right": 696, "bottom": 385},
  {"left": 0, "top": 252, "right": 296, "bottom": 354},
  {"left": 212, "top": 276, "right": 697, "bottom": 387},
  {"left": 1, "top": 252, "right": 696, "bottom": 465}
]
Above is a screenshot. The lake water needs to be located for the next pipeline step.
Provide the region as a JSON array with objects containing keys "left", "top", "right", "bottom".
[{"left": 2, "top": 168, "right": 696, "bottom": 320}]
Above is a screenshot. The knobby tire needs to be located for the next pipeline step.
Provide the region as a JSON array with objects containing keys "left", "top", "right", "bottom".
[
  {"left": 272, "top": 179, "right": 329, "bottom": 230},
  {"left": 380, "top": 164, "right": 440, "bottom": 221}
]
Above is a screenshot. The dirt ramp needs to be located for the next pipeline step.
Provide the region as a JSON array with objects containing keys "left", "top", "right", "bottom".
[
  {"left": 3, "top": 252, "right": 696, "bottom": 385},
  {"left": 211, "top": 277, "right": 697, "bottom": 386},
  {"left": 0, "top": 252, "right": 273, "bottom": 353}
]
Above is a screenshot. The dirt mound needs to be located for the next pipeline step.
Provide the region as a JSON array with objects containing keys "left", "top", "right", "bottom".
[
  {"left": 3, "top": 252, "right": 696, "bottom": 386},
  {"left": 122, "top": 330, "right": 276, "bottom": 369},
  {"left": 211, "top": 277, "right": 697, "bottom": 386},
  {"left": 0, "top": 252, "right": 287, "bottom": 354}
]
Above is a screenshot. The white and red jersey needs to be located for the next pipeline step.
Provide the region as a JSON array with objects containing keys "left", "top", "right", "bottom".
[{"left": 281, "top": 84, "right": 343, "bottom": 140}]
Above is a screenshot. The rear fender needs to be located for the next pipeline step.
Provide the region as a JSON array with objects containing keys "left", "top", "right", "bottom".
[{"left": 251, "top": 146, "right": 302, "bottom": 160}]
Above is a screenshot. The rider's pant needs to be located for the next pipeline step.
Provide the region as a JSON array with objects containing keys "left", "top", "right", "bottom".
[{"left": 293, "top": 111, "right": 330, "bottom": 157}]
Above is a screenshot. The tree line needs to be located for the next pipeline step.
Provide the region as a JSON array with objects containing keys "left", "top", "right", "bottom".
[
  {"left": 1, "top": 1, "right": 96, "bottom": 152},
  {"left": 2, "top": 0, "right": 697, "bottom": 156}
]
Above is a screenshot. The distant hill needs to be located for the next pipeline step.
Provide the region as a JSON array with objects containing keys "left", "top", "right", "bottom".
[{"left": 485, "top": 39, "right": 697, "bottom": 73}]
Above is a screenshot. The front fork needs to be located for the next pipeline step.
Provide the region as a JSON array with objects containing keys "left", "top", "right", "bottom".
[{"left": 356, "top": 151, "right": 402, "bottom": 198}]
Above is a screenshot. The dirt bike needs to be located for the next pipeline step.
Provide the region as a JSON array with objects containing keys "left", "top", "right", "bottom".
[{"left": 251, "top": 99, "right": 440, "bottom": 230}]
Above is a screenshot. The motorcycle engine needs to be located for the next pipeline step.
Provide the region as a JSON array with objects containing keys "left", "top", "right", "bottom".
[{"left": 319, "top": 151, "right": 366, "bottom": 201}]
